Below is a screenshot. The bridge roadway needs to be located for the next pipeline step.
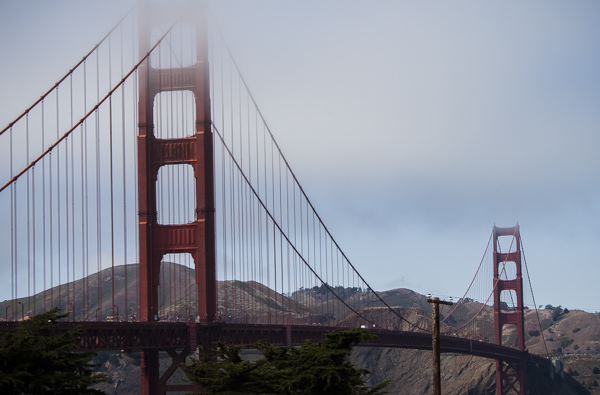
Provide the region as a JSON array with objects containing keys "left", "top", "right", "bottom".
[{"left": 1, "top": 321, "right": 550, "bottom": 367}]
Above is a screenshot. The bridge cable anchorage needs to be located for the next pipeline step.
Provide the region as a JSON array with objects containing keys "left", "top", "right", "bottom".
[
  {"left": 520, "top": 236, "right": 550, "bottom": 359},
  {"left": 0, "top": 20, "right": 179, "bottom": 194}
]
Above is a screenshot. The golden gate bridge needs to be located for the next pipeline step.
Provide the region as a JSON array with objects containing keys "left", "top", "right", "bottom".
[{"left": 0, "top": 2, "right": 551, "bottom": 394}]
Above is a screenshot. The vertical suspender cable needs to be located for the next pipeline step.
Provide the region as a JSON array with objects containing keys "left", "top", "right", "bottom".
[
  {"left": 230, "top": 58, "right": 237, "bottom": 319},
  {"left": 65, "top": 85, "right": 71, "bottom": 318},
  {"left": 277, "top": 154, "right": 282, "bottom": 323},
  {"left": 13, "top": 177, "right": 17, "bottom": 320},
  {"left": 120, "top": 24, "right": 129, "bottom": 321},
  {"left": 168, "top": 31, "right": 174, "bottom": 318},
  {"left": 95, "top": 48, "right": 102, "bottom": 321},
  {"left": 256, "top": 109, "right": 262, "bottom": 323},
  {"left": 49, "top": 96, "right": 54, "bottom": 310},
  {"left": 247, "top": 88, "right": 255, "bottom": 321},
  {"left": 108, "top": 35, "right": 116, "bottom": 320},
  {"left": 177, "top": 46, "right": 184, "bottom": 316},
  {"left": 318, "top": 217, "right": 323, "bottom": 321},
  {"left": 264, "top": 123, "right": 269, "bottom": 323},
  {"left": 109, "top": 93, "right": 116, "bottom": 318},
  {"left": 312, "top": 212, "right": 316, "bottom": 322},
  {"left": 82, "top": 59, "right": 89, "bottom": 320},
  {"left": 219, "top": 46, "right": 228, "bottom": 320},
  {"left": 70, "top": 73, "right": 76, "bottom": 320},
  {"left": 325, "top": 231, "right": 329, "bottom": 324},
  {"left": 26, "top": 114, "right": 32, "bottom": 316},
  {"left": 132, "top": 24, "right": 140, "bottom": 321},
  {"left": 56, "top": 88, "right": 61, "bottom": 312},
  {"left": 279, "top": 155, "right": 285, "bottom": 323},
  {"left": 237, "top": 72, "right": 243, "bottom": 318},
  {"left": 168, "top": 32, "right": 174, "bottom": 318},
  {"left": 42, "top": 99, "right": 48, "bottom": 312},
  {"left": 83, "top": 119, "right": 89, "bottom": 319},
  {"left": 271, "top": 139, "right": 276, "bottom": 324},
  {"left": 286, "top": 168, "right": 291, "bottom": 323},
  {"left": 31, "top": 117, "right": 37, "bottom": 316},
  {"left": 9, "top": 126, "right": 14, "bottom": 320},
  {"left": 256, "top": 114, "right": 261, "bottom": 323},
  {"left": 244, "top": 109, "right": 249, "bottom": 322}
]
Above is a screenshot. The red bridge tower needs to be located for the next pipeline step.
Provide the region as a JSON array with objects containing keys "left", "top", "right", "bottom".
[
  {"left": 493, "top": 225, "right": 527, "bottom": 395},
  {"left": 137, "top": 2, "right": 215, "bottom": 393}
]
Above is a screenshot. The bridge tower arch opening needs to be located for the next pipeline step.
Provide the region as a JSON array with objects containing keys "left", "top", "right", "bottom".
[{"left": 493, "top": 225, "right": 527, "bottom": 395}]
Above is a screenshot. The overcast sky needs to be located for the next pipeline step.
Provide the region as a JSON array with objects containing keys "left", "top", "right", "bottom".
[{"left": 1, "top": 1, "right": 599, "bottom": 311}]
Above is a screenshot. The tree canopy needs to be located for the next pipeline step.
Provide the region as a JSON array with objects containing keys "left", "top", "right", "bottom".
[
  {"left": 182, "top": 328, "right": 390, "bottom": 395},
  {"left": 0, "top": 307, "right": 106, "bottom": 394}
]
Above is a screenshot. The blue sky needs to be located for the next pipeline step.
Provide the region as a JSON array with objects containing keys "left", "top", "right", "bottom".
[{"left": 1, "top": 1, "right": 599, "bottom": 311}]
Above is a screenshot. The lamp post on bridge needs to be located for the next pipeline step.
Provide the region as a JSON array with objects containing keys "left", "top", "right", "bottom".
[{"left": 427, "top": 294, "right": 453, "bottom": 395}]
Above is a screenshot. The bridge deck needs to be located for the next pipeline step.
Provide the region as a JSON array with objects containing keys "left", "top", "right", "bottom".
[{"left": 0, "top": 321, "right": 550, "bottom": 367}]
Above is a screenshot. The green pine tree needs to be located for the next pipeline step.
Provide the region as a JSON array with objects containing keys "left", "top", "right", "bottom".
[
  {"left": 0, "top": 307, "right": 106, "bottom": 394},
  {"left": 182, "top": 328, "right": 390, "bottom": 394}
]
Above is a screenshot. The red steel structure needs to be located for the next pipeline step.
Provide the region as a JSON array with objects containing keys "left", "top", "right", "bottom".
[
  {"left": 493, "top": 225, "right": 527, "bottom": 395},
  {"left": 137, "top": 2, "right": 215, "bottom": 393}
]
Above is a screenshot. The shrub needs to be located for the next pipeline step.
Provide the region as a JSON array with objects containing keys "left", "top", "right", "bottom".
[
  {"left": 528, "top": 330, "right": 540, "bottom": 337},
  {"left": 552, "top": 306, "right": 563, "bottom": 321},
  {"left": 593, "top": 366, "right": 600, "bottom": 375},
  {"left": 573, "top": 328, "right": 581, "bottom": 333},
  {"left": 541, "top": 319, "right": 553, "bottom": 331},
  {"left": 559, "top": 337, "right": 573, "bottom": 348}
]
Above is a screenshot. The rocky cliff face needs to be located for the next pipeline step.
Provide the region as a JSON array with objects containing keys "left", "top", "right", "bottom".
[
  {"left": 352, "top": 347, "right": 495, "bottom": 394},
  {"left": 351, "top": 346, "right": 590, "bottom": 395}
]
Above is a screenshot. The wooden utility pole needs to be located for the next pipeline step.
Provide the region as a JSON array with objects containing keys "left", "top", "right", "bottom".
[{"left": 427, "top": 295, "right": 453, "bottom": 395}]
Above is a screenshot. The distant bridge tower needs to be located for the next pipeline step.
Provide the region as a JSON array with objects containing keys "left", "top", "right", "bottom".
[
  {"left": 493, "top": 225, "right": 526, "bottom": 395},
  {"left": 137, "top": 2, "right": 215, "bottom": 394}
]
